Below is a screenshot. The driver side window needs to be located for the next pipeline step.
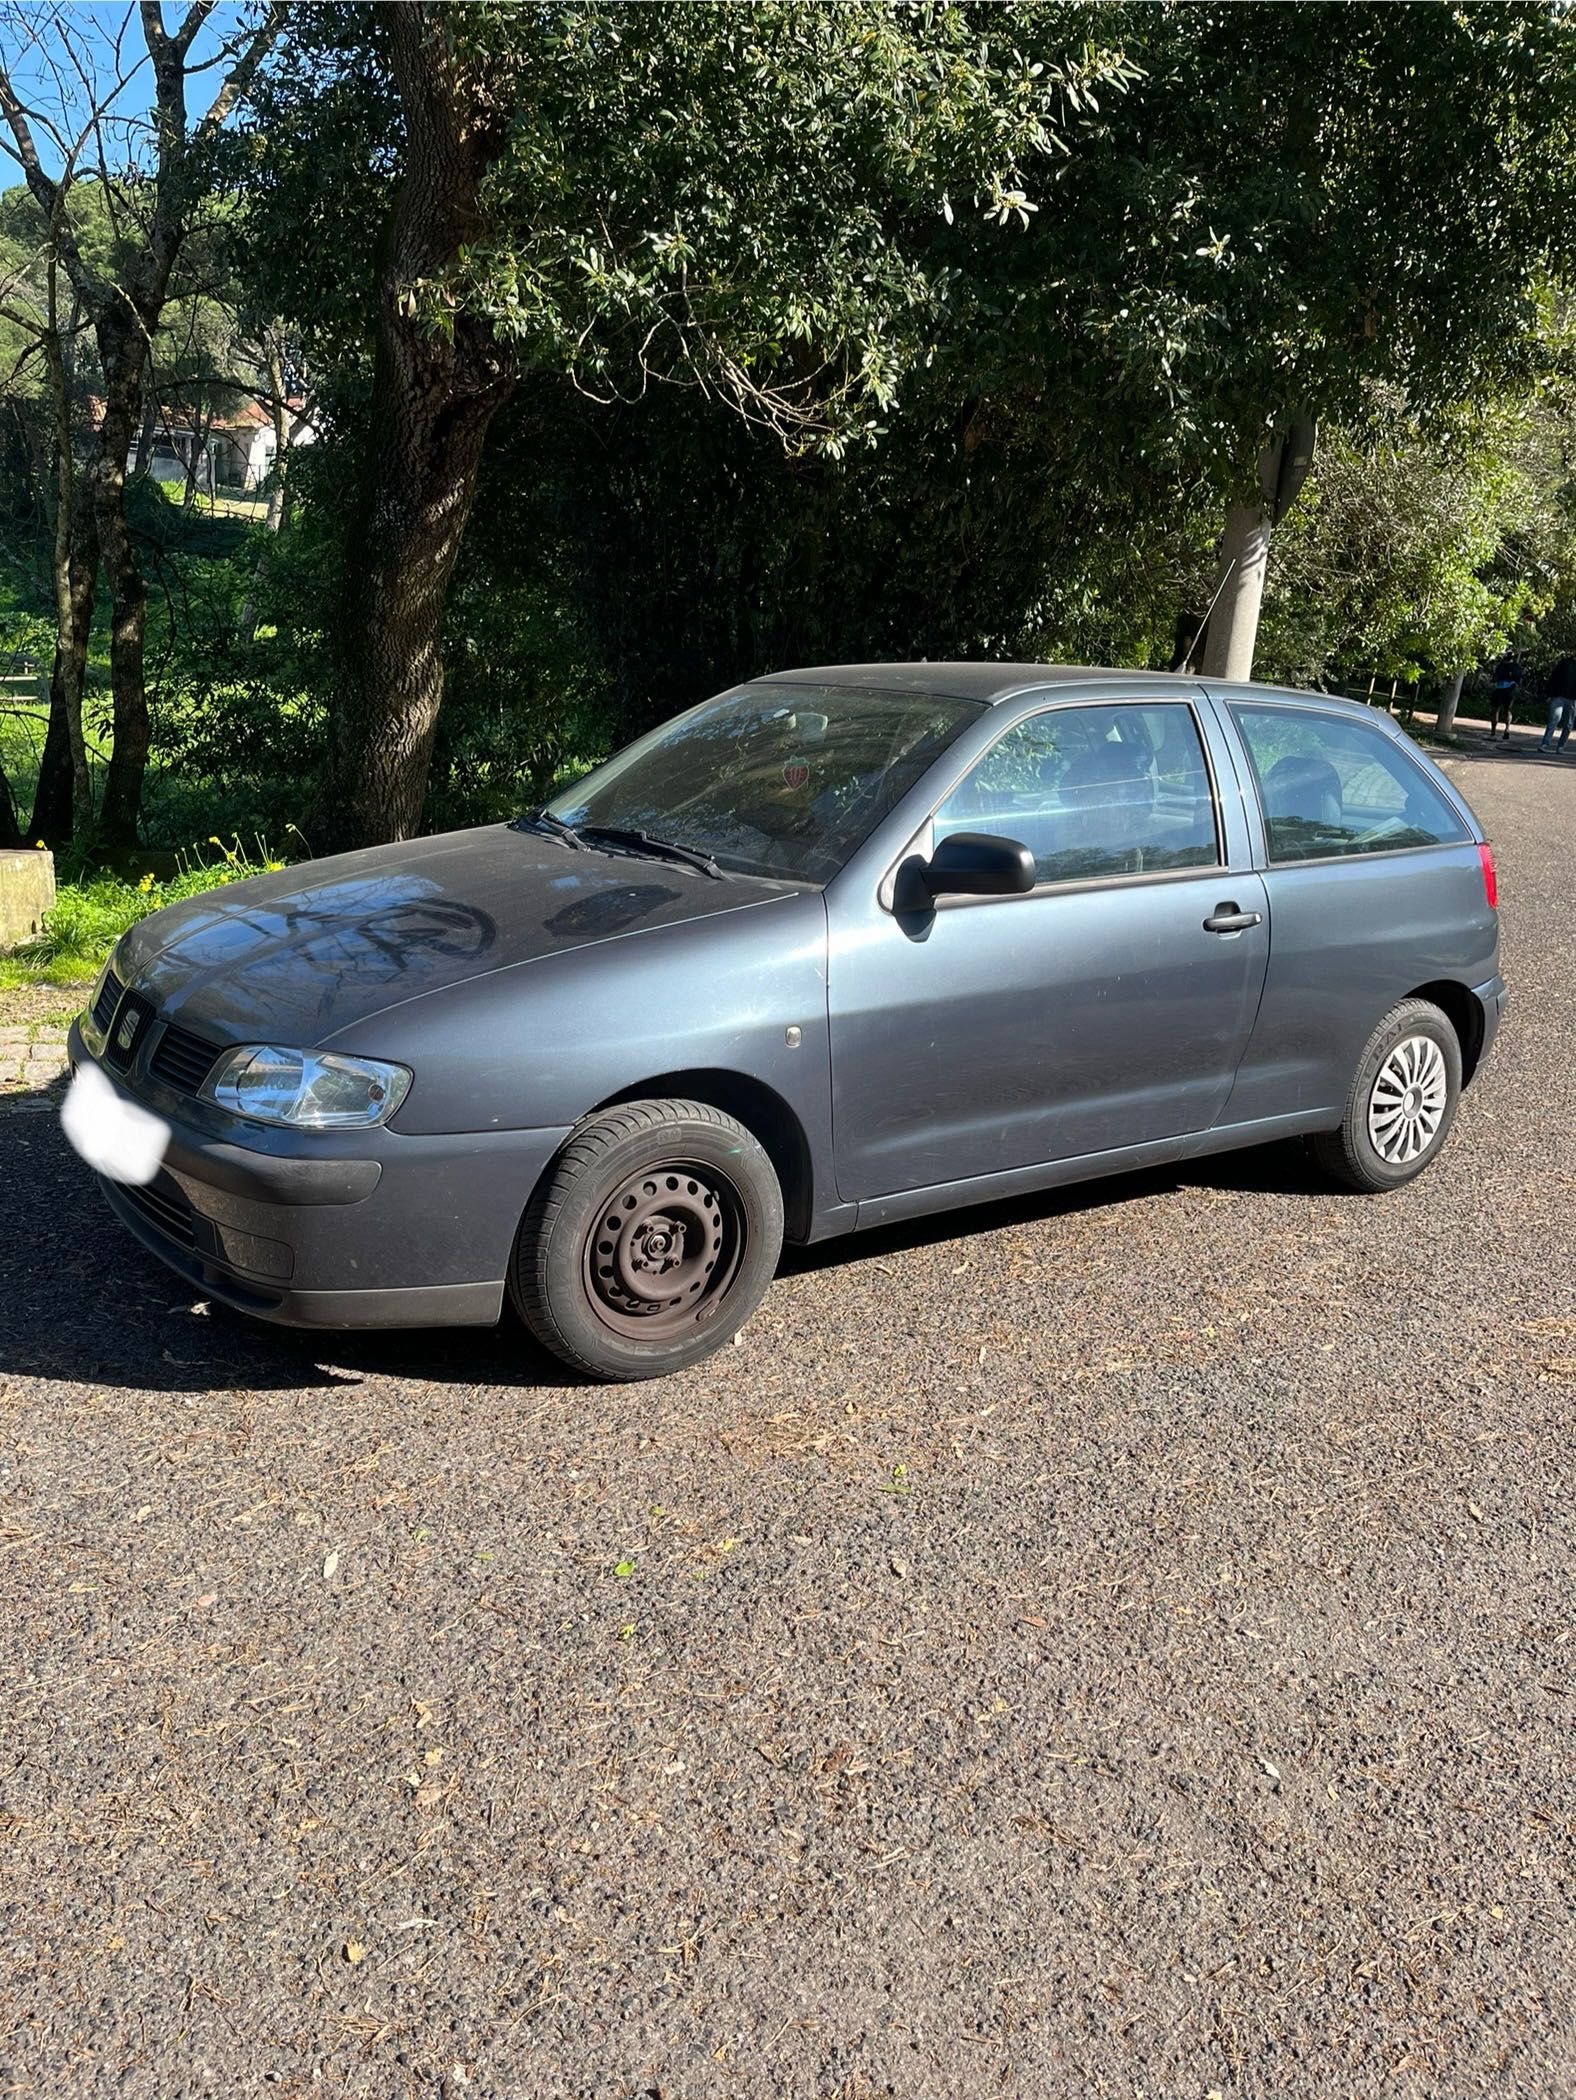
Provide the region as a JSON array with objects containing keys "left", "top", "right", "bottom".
[{"left": 933, "top": 702, "right": 1220, "bottom": 886}]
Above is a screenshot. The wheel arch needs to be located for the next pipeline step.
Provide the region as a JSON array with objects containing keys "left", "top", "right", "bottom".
[
  {"left": 587, "top": 1068, "right": 817, "bottom": 1242},
  {"left": 1404, "top": 979, "right": 1485, "bottom": 1085}
]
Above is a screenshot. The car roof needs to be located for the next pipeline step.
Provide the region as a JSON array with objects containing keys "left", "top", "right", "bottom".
[{"left": 762, "top": 661, "right": 1383, "bottom": 722}]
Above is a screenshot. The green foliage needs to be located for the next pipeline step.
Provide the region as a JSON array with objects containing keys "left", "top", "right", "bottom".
[
  {"left": 0, "top": 175, "right": 130, "bottom": 413},
  {"left": 434, "top": 367, "right": 1197, "bottom": 789},
  {"left": 0, "top": 604, "right": 56, "bottom": 667},
  {"left": 455, "top": 1, "right": 1136, "bottom": 449},
  {"left": 135, "top": 491, "right": 327, "bottom": 837},
  {"left": 11, "top": 5, "right": 1576, "bottom": 851},
  {"left": 0, "top": 478, "right": 319, "bottom": 848},
  {"left": 977, "top": 3, "right": 1576, "bottom": 494},
  {"left": 1255, "top": 388, "right": 1574, "bottom": 686},
  {"left": 247, "top": 3, "right": 1139, "bottom": 449}
]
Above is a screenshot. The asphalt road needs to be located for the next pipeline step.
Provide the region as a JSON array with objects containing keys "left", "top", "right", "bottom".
[{"left": 0, "top": 740, "right": 1572, "bottom": 2100}]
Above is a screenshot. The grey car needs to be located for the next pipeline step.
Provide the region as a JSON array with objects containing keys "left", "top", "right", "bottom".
[{"left": 69, "top": 664, "right": 1504, "bottom": 1380}]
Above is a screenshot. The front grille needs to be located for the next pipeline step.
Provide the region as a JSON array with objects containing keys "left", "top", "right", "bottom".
[
  {"left": 149, "top": 1023, "right": 219, "bottom": 1096},
  {"left": 120, "top": 1173, "right": 197, "bottom": 1249},
  {"left": 103, "top": 989, "right": 156, "bottom": 1073},
  {"left": 92, "top": 968, "right": 123, "bottom": 1035}
]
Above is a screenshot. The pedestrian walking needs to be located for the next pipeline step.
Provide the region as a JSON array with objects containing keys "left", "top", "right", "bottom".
[
  {"left": 1488, "top": 649, "right": 1521, "bottom": 741},
  {"left": 1538, "top": 655, "right": 1576, "bottom": 752}
]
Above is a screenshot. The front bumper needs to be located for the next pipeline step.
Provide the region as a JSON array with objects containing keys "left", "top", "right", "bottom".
[{"left": 70, "top": 1022, "right": 571, "bottom": 1329}]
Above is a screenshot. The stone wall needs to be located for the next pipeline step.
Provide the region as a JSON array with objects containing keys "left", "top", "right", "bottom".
[{"left": 0, "top": 848, "right": 56, "bottom": 950}]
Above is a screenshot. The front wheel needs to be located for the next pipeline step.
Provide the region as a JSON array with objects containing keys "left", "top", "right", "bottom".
[
  {"left": 510, "top": 1098, "right": 784, "bottom": 1380},
  {"left": 1309, "top": 997, "right": 1462, "bottom": 1192}
]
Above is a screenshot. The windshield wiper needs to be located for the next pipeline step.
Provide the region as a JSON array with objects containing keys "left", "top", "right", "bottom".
[
  {"left": 514, "top": 808, "right": 586, "bottom": 849},
  {"left": 575, "top": 826, "right": 727, "bottom": 880}
]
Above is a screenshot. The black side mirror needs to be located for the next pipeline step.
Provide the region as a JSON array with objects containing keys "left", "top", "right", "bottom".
[{"left": 896, "top": 830, "right": 1036, "bottom": 912}]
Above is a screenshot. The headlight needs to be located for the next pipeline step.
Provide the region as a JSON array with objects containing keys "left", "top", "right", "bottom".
[{"left": 203, "top": 1045, "right": 412, "bottom": 1130}]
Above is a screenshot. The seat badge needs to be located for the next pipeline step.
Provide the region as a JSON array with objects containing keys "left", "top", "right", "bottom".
[{"left": 115, "top": 1006, "right": 143, "bottom": 1054}]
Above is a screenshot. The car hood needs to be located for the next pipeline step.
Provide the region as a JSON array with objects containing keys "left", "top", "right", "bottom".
[{"left": 116, "top": 825, "right": 805, "bottom": 1047}]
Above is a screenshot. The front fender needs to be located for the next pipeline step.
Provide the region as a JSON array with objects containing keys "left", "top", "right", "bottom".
[{"left": 326, "top": 890, "right": 835, "bottom": 1175}]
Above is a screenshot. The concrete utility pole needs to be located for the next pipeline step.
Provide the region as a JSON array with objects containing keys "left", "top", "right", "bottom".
[{"left": 1200, "top": 419, "right": 1316, "bottom": 681}]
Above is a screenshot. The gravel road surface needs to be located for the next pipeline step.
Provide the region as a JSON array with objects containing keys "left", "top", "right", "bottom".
[{"left": 0, "top": 741, "right": 1571, "bottom": 2100}]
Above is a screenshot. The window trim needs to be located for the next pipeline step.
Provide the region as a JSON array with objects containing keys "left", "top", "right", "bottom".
[
  {"left": 880, "top": 693, "right": 1226, "bottom": 911},
  {"left": 1226, "top": 698, "right": 1473, "bottom": 869},
  {"left": 1228, "top": 837, "right": 1476, "bottom": 876},
  {"left": 924, "top": 860, "right": 1233, "bottom": 914}
]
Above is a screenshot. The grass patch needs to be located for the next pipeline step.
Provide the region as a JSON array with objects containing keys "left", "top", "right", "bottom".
[
  {"left": 1, "top": 844, "right": 285, "bottom": 987},
  {"left": 0, "top": 954, "right": 100, "bottom": 992}
]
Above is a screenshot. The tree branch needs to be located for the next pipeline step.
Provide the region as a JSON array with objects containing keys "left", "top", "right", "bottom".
[
  {"left": 138, "top": 3, "right": 169, "bottom": 59},
  {"left": 171, "top": 1, "right": 217, "bottom": 60},
  {"left": 0, "top": 66, "right": 102, "bottom": 311},
  {"left": 196, "top": 4, "right": 282, "bottom": 142},
  {"left": 0, "top": 68, "right": 61, "bottom": 206}
]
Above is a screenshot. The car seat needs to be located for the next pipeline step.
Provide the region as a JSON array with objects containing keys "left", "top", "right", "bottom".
[
  {"left": 1263, "top": 753, "right": 1342, "bottom": 831},
  {"left": 1053, "top": 737, "right": 1155, "bottom": 870}
]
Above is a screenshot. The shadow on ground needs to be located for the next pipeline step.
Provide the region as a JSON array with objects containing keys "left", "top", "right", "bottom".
[
  {"left": 1433, "top": 728, "right": 1576, "bottom": 771},
  {"left": 0, "top": 1069, "right": 1340, "bottom": 1399}
]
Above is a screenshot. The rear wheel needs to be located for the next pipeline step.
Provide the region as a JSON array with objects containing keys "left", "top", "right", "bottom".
[
  {"left": 510, "top": 1098, "right": 784, "bottom": 1380},
  {"left": 1309, "top": 998, "right": 1462, "bottom": 1192}
]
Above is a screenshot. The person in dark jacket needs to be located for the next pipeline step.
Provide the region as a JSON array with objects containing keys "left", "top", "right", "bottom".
[
  {"left": 1488, "top": 650, "right": 1521, "bottom": 741},
  {"left": 1539, "top": 655, "right": 1576, "bottom": 753}
]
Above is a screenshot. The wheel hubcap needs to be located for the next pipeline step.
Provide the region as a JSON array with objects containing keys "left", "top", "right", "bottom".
[
  {"left": 1367, "top": 1034, "right": 1448, "bottom": 1165},
  {"left": 583, "top": 1160, "right": 746, "bottom": 1339}
]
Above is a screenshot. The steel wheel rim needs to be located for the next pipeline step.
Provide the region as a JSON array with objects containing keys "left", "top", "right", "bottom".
[
  {"left": 1367, "top": 1033, "right": 1448, "bottom": 1165},
  {"left": 582, "top": 1158, "right": 747, "bottom": 1341}
]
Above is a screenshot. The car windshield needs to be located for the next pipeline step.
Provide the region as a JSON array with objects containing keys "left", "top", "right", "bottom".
[{"left": 541, "top": 681, "right": 985, "bottom": 884}]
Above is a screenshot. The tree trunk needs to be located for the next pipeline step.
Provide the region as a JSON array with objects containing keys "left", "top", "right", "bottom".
[
  {"left": 238, "top": 338, "right": 294, "bottom": 642},
  {"left": 1199, "top": 497, "right": 1274, "bottom": 682},
  {"left": 0, "top": 751, "right": 21, "bottom": 847},
  {"left": 131, "top": 393, "right": 158, "bottom": 479},
  {"left": 31, "top": 292, "right": 97, "bottom": 847},
  {"left": 1198, "top": 422, "right": 1315, "bottom": 682},
  {"left": 31, "top": 505, "right": 99, "bottom": 845},
  {"left": 1434, "top": 669, "right": 1465, "bottom": 739},
  {"left": 181, "top": 405, "right": 213, "bottom": 510},
  {"left": 65, "top": 511, "right": 94, "bottom": 832},
  {"left": 92, "top": 325, "right": 152, "bottom": 852},
  {"left": 313, "top": 367, "right": 509, "bottom": 848},
  {"left": 309, "top": 5, "right": 514, "bottom": 852},
  {"left": 264, "top": 336, "right": 290, "bottom": 532}
]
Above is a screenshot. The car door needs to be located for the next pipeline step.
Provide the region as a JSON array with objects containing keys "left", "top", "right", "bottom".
[{"left": 826, "top": 692, "right": 1270, "bottom": 1203}]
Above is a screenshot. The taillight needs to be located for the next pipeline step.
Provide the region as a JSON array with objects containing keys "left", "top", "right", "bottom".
[{"left": 1478, "top": 841, "right": 1498, "bottom": 911}]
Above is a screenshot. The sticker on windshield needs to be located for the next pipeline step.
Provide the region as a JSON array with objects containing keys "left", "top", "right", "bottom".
[{"left": 782, "top": 762, "right": 809, "bottom": 789}]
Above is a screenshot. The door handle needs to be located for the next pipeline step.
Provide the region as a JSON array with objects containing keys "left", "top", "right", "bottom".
[{"left": 1202, "top": 903, "right": 1262, "bottom": 933}]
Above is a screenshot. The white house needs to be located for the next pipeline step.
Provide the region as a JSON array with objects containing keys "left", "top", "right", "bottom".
[{"left": 127, "top": 398, "right": 317, "bottom": 492}]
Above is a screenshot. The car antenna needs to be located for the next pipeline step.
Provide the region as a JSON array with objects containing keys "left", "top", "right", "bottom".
[{"left": 1186, "top": 556, "right": 1238, "bottom": 673}]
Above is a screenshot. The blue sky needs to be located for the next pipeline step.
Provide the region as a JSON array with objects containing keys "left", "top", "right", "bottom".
[{"left": 0, "top": 2, "right": 253, "bottom": 183}]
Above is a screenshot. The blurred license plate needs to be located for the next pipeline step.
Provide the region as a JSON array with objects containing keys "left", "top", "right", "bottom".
[{"left": 60, "top": 1063, "right": 171, "bottom": 1186}]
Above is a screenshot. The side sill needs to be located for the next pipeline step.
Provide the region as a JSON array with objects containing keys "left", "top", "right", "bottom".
[{"left": 849, "top": 1110, "right": 1335, "bottom": 1232}]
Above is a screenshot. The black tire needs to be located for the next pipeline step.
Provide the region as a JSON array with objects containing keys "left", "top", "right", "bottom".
[
  {"left": 1309, "top": 997, "right": 1463, "bottom": 1192},
  {"left": 510, "top": 1098, "right": 784, "bottom": 1381}
]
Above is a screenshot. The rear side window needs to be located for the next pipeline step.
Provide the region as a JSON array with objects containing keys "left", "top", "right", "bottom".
[
  {"left": 933, "top": 701, "right": 1219, "bottom": 885},
  {"left": 1230, "top": 704, "right": 1470, "bottom": 864}
]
